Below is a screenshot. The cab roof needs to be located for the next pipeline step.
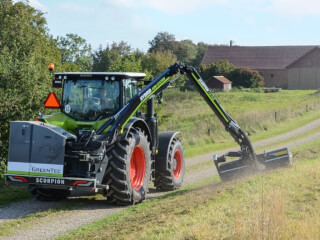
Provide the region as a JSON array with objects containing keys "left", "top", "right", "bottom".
[{"left": 54, "top": 72, "right": 146, "bottom": 80}]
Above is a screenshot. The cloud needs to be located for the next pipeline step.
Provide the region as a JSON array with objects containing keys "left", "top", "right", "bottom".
[
  {"left": 28, "top": 0, "right": 48, "bottom": 12},
  {"left": 104, "top": 0, "right": 136, "bottom": 8},
  {"left": 58, "top": 2, "right": 95, "bottom": 14},
  {"left": 269, "top": 0, "right": 320, "bottom": 15},
  {"left": 103, "top": 0, "right": 229, "bottom": 14},
  {"left": 142, "top": 0, "right": 229, "bottom": 14}
]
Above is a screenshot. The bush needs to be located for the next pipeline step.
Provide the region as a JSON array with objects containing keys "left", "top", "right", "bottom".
[
  {"left": 199, "top": 60, "right": 236, "bottom": 81},
  {"left": 0, "top": 1, "right": 61, "bottom": 181},
  {"left": 230, "top": 68, "right": 264, "bottom": 88},
  {"left": 199, "top": 60, "right": 264, "bottom": 88}
]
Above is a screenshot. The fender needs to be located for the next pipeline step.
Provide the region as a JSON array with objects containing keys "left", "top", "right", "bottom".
[
  {"left": 155, "top": 131, "right": 180, "bottom": 172},
  {"left": 119, "top": 117, "right": 152, "bottom": 144}
]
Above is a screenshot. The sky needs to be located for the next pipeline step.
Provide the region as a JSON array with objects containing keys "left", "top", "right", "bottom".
[{"left": 19, "top": 0, "right": 320, "bottom": 52}]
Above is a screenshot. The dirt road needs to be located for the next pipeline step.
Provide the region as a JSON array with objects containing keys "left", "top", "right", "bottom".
[{"left": 1, "top": 118, "right": 320, "bottom": 240}]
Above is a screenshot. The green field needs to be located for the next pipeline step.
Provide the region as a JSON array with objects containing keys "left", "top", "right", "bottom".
[
  {"left": 58, "top": 136, "right": 320, "bottom": 240},
  {"left": 159, "top": 88, "right": 320, "bottom": 156}
]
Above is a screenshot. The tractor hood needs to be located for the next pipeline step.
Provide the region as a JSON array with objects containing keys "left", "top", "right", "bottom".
[{"left": 43, "top": 112, "right": 110, "bottom": 134}]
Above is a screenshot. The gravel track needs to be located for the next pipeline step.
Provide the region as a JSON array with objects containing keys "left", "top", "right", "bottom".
[{"left": 1, "top": 118, "right": 320, "bottom": 240}]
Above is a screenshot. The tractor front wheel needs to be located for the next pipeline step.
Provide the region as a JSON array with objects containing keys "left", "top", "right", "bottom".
[{"left": 104, "top": 128, "right": 151, "bottom": 205}]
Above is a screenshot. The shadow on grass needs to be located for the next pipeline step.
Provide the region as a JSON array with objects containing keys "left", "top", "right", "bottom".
[{"left": 0, "top": 184, "right": 30, "bottom": 207}]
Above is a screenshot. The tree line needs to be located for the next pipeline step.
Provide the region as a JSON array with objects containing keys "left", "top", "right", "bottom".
[{"left": 0, "top": 0, "right": 263, "bottom": 181}]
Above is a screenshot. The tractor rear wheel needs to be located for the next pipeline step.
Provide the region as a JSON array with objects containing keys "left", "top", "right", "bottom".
[
  {"left": 29, "top": 187, "right": 70, "bottom": 201},
  {"left": 155, "top": 138, "right": 185, "bottom": 190},
  {"left": 104, "top": 128, "right": 151, "bottom": 205}
]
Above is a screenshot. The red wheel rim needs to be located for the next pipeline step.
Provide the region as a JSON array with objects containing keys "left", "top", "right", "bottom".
[
  {"left": 129, "top": 146, "right": 146, "bottom": 190},
  {"left": 173, "top": 150, "right": 182, "bottom": 179}
]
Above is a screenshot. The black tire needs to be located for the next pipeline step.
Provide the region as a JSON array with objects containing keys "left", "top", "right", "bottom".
[
  {"left": 155, "top": 138, "right": 185, "bottom": 191},
  {"left": 103, "top": 128, "right": 151, "bottom": 205},
  {"left": 29, "top": 187, "right": 70, "bottom": 201}
]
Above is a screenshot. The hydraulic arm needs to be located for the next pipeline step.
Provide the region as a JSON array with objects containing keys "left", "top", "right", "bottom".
[{"left": 92, "top": 63, "right": 291, "bottom": 180}]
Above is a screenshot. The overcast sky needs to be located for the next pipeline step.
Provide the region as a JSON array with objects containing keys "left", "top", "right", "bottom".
[{"left": 20, "top": 0, "right": 320, "bottom": 52}]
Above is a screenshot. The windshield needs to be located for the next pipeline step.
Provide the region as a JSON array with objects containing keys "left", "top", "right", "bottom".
[{"left": 62, "top": 79, "right": 120, "bottom": 121}]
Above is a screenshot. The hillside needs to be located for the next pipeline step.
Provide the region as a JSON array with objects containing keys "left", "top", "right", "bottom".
[
  {"left": 158, "top": 88, "right": 320, "bottom": 156},
  {"left": 58, "top": 137, "right": 320, "bottom": 240}
]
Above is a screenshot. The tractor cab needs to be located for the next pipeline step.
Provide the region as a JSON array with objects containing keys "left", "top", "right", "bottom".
[{"left": 51, "top": 72, "right": 146, "bottom": 121}]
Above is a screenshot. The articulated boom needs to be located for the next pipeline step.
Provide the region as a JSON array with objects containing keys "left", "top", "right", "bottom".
[
  {"left": 85, "top": 63, "right": 262, "bottom": 179},
  {"left": 91, "top": 62, "right": 290, "bottom": 180}
]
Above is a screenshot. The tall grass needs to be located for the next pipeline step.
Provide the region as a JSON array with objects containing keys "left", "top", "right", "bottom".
[
  {"left": 58, "top": 139, "right": 320, "bottom": 240},
  {"left": 158, "top": 88, "right": 320, "bottom": 156}
]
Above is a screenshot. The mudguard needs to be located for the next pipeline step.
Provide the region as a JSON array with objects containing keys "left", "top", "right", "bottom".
[
  {"left": 155, "top": 131, "right": 180, "bottom": 172},
  {"left": 119, "top": 117, "right": 152, "bottom": 143}
]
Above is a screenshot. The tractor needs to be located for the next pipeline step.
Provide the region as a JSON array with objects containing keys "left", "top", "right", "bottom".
[{"left": 6, "top": 63, "right": 291, "bottom": 204}]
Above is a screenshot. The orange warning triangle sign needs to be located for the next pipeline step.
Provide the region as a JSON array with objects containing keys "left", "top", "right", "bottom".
[{"left": 44, "top": 92, "right": 60, "bottom": 108}]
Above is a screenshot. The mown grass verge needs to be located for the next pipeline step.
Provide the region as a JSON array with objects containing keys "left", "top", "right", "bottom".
[
  {"left": 159, "top": 89, "right": 320, "bottom": 157},
  {"left": 186, "top": 122, "right": 320, "bottom": 174},
  {"left": 57, "top": 138, "right": 320, "bottom": 240}
]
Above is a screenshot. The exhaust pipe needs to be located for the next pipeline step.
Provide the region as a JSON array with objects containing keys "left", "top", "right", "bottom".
[{"left": 214, "top": 148, "right": 292, "bottom": 181}]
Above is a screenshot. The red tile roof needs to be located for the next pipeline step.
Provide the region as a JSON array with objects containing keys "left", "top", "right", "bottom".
[
  {"left": 201, "top": 45, "right": 318, "bottom": 69},
  {"left": 211, "top": 76, "right": 232, "bottom": 84}
]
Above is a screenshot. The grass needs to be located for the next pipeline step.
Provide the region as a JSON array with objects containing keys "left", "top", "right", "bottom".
[
  {"left": 159, "top": 88, "right": 320, "bottom": 157},
  {"left": 56, "top": 138, "right": 320, "bottom": 240},
  {"left": 0, "top": 184, "right": 30, "bottom": 206},
  {"left": 187, "top": 122, "right": 320, "bottom": 174}
]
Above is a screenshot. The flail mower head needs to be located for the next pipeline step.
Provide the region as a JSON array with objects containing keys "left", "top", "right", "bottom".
[{"left": 214, "top": 147, "right": 292, "bottom": 181}]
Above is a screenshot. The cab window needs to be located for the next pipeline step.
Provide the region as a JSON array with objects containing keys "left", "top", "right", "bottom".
[{"left": 123, "top": 79, "right": 138, "bottom": 104}]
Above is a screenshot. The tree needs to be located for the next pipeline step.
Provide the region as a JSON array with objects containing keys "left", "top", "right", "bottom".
[
  {"left": 229, "top": 68, "right": 264, "bottom": 88},
  {"left": 110, "top": 41, "right": 132, "bottom": 56},
  {"left": 148, "top": 32, "right": 177, "bottom": 53},
  {"left": 175, "top": 40, "right": 197, "bottom": 64},
  {"left": 199, "top": 60, "right": 264, "bottom": 88},
  {"left": 192, "top": 42, "right": 208, "bottom": 67},
  {"left": 199, "top": 60, "right": 236, "bottom": 81},
  {"left": 117, "top": 54, "right": 142, "bottom": 72},
  {"left": 148, "top": 32, "right": 209, "bottom": 67},
  {"left": 92, "top": 45, "right": 120, "bottom": 72},
  {"left": 142, "top": 51, "right": 177, "bottom": 77},
  {"left": 0, "top": 0, "right": 61, "bottom": 182},
  {"left": 92, "top": 42, "right": 134, "bottom": 72},
  {"left": 55, "top": 33, "right": 92, "bottom": 71}
]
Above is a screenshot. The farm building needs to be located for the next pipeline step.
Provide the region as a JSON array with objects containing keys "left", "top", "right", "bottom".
[
  {"left": 206, "top": 76, "right": 232, "bottom": 91},
  {"left": 201, "top": 45, "right": 320, "bottom": 89}
]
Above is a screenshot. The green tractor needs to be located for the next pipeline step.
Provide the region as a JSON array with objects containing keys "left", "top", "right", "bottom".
[{"left": 6, "top": 63, "right": 291, "bottom": 205}]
